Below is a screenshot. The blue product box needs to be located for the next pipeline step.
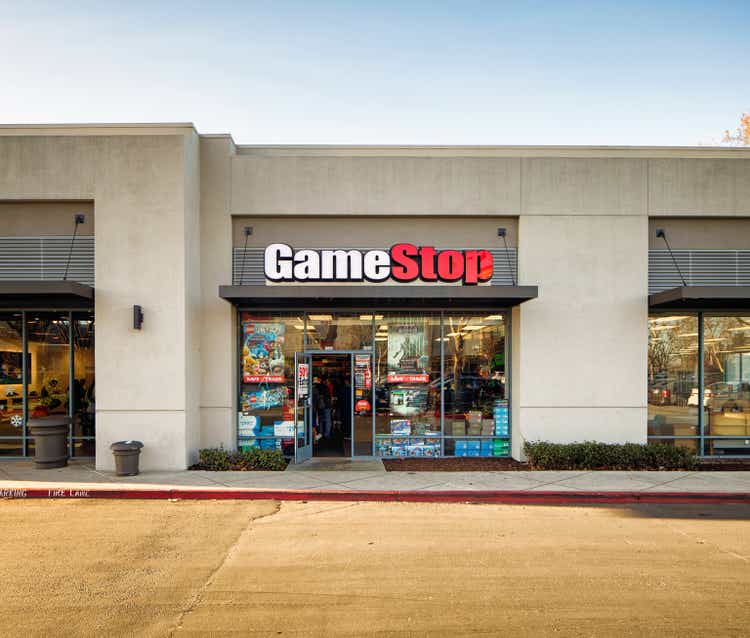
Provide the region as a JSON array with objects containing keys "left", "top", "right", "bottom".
[
  {"left": 260, "top": 425, "right": 275, "bottom": 437},
  {"left": 259, "top": 439, "right": 276, "bottom": 450}
]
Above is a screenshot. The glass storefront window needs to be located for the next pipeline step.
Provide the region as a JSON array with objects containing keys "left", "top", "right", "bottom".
[
  {"left": 647, "top": 315, "right": 698, "bottom": 446},
  {"left": 238, "top": 313, "right": 303, "bottom": 455},
  {"left": 238, "top": 310, "right": 510, "bottom": 459},
  {"left": 305, "top": 313, "right": 373, "bottom": 351},
  {"left": 443, "top": 314, "right": 508, "bottom": 457},
  {"left": 0, "top": 313, "right": 24, "bottom": 456},
  {"left": 72, "top": 312, "right": 95, "bottom": 456},
  {"left": 374, "top": 314, "right": 442, "bottom": 458},
  {"left": 703, "top": 315, "right": 750, "bottom": 456}
]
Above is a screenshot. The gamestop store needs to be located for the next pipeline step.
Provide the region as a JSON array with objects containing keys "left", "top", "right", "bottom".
[
  {"left": 1, "top": 125, "right": 749, "bottom": 470},
  {"left": 220, "top": 218, "right": 537, "bottom": 461}
]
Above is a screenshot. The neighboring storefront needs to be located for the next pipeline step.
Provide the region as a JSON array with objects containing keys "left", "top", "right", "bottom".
[{"left": 0, "top": 124, "right": 749, "bottom": 469}]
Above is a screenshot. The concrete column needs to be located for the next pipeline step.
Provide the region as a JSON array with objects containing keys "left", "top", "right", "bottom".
[{"left": 514, "top": 214, "right": 648, "bottom": 451}]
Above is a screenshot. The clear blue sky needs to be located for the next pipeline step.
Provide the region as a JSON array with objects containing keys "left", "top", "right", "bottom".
[{"left": 2, "top": 0, "right": 748, "bottom": 145}]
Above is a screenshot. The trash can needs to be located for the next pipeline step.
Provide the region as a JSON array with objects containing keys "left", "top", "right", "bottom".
[
  {"left": 28, "top": 416, "right": 71, "bottom": 469},
  {"left": 110, "top": 440, "right": 144, "bottom": 476}
]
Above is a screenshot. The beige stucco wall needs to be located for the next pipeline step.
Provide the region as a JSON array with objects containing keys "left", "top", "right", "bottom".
[
  {"left": 0, "top": 126, "right": 201, "bottom": 471},
  {"left": 0, "top": 201, "right": 95, "bottom": 235}
]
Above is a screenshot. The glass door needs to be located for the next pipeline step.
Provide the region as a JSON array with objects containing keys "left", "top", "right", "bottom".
[{"left": 294, "top": 352, "right": 313, "bottom": 462}]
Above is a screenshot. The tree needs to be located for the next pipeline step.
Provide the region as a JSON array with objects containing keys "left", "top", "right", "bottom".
[{"left": 722, "top": 112, "right": 750, "bottom": 146}]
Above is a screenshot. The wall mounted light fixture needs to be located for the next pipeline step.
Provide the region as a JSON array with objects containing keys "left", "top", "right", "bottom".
[{"left": 133, "top": 305, "right": 144, "bottom": 330}]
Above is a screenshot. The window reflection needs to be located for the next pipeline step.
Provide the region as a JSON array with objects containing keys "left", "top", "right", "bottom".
[
  {"left": 647, "top": 315, "right": 698, "bottom": 451},
  {"left": 704, "top": 315, "right": 750, "bottom": 456},
  {"left": 0, "top": 313, "right": 23, "bottom": 455}
]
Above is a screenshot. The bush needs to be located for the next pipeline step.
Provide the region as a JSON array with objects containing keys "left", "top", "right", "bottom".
[
  {"left": 523, "top": 441, "right": 697, "bottom": 471},
  {"left": 192, "top": 447, "right": 289, "bottom": 471}
]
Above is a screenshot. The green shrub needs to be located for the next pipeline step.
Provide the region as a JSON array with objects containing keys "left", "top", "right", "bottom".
[
  {"left": 523, "top": 441, "right": 697, "bottom": 471},
  {"left": 192, "top": 447, "right": 288, "bottom": 471}
]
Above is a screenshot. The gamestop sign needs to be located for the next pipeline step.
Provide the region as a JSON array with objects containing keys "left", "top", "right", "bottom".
[{"left": 264, "top": 243, "right": 493, "bottom": 285}]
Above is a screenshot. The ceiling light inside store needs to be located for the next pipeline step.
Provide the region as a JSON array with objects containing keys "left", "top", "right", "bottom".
[
  {"left": 678, "top": 333, "right": 698, "bottom": 337},
  {"left": 651, "top": 325, "right": 677, "bottom": 331},
  {"left": 308, "top": 314, "right": 333, "bottom": 321},
  {"left": 294, "top": 325, "right": 304, "bottom": 330},
  {"left": 728, "top": 326, "right": 750, "bottom": 331},
  {"left": 359, "top": 314, "right": 384, "bottom": 321},
  {"left": 375, "top": 337, "right": 388, "bottom": 342},
  {"left": 445, "top": 332, "right": 462, "bottom": 337},
  {"left": 704, "top": 338, "right": 725, "bottom": 342},
  {"left": 484, "top": 315, "right": 503, "bottom": 321},
  {"left": 435, "top": 337, "right": 449, "bottom": 342},
  {"left": 463, "top": 325, "right": 485, "bottom": 331}
]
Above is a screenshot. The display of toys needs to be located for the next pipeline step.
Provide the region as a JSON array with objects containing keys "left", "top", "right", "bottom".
[
  {"left": 390, "top": 419, "right": 411, "bottom": 435},
  {"left": 241, "top": 387, "right": 287, "bottom": 412}
]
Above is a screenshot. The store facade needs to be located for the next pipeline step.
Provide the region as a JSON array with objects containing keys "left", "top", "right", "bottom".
[{"left": 0, "top": 124, "right": 749, "bottom": 469}]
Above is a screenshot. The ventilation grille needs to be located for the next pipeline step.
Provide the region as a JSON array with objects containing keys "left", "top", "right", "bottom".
[
  {"left": 649, "top": 249, "right": 750, "bottom": 294},
  {"left": 232, "top": 247, "right": 518, "bottom": 286},
  {"left": 0, "top": 236, "right": 95, "bottom": 286}
]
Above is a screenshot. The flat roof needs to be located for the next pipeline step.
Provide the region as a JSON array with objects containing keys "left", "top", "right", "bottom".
[{"left": 2, "top": 124, "right": 750, "bottom": 158}]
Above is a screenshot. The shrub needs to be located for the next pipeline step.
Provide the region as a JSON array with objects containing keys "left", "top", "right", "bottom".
[
  {"left": 523, "top": 441, "right": 697, "bottom": 471},
  {"left": 192, "top": 447, "right": 288, "bottom": 471}
]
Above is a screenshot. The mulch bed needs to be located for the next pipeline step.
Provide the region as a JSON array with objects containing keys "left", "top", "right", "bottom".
[{"left": 383, "top": 458, "right": 529, "bottom": 472}]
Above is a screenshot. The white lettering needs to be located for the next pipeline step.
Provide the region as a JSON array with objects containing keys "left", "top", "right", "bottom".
[
  {"left": 293, "top": 250, "right": 320, "bottom": 280},
  {"left": 321, "top": 250, "right": 363, "bottom": 280},
  {"left": 364, "top": 250, "right": 390, "bottom": 281},
  {"left": 264, "top": 243, "right": 293, "bottom": 281}
]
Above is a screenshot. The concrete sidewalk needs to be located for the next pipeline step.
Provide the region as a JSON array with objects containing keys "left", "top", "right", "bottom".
[{"left": 2, "top": 459, "right": 750, "bottom": 498}]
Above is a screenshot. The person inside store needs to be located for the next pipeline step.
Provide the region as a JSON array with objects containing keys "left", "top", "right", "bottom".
[{"left": 312, "top": 375, "right": 332, "bottom": 441}]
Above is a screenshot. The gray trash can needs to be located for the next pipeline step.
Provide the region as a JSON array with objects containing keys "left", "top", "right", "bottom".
[
  {"left": 28, "top": 416, "right": 71, "bottom": 469},
  {"left": 110, "top": 440, "right": 144, "bottom": 476}
]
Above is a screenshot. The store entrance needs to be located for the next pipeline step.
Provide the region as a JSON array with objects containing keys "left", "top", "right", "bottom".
[{"left": 310, "top": 354, "right": 351, "bottom": 457}]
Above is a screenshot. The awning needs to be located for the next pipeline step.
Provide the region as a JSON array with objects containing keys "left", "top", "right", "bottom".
[
  {"left": 219, "top": 284, "right": 538, "bottom": 310},
  {"left": 649, "top": 286, "right": 750, "bottom": 311},
  {"left": 0, "top": 281, "right": 94, "bottom": 309}
]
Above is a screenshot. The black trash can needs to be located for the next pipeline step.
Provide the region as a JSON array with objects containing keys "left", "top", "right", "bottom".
[
  {"left": 110, "top": 440, "right": 144, "bottom": 476},
  {"left": 28, "top": 416, "right": 71, "bottom": 469}
]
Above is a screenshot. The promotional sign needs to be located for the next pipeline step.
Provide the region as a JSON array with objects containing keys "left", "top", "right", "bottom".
[
  {"left": 242, "top": 320, "right": 285, "bottom": 384},
  {"left": 296, "top": 362, "right": 309, "bottom": 398},
  {"left": 264, "top": 243, "right": 493, "bottom": 285},
  {"left": 386, "top": 319, "right": 430, "bottom": 384},
  {"left": 354, "top": 354, "right": 372, "bottom": 390}
]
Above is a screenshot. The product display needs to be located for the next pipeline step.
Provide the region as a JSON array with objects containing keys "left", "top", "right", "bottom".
[
  {"left": 389, "top": 387, "right": 428, "bottom": 416},
  {"left": 241, "top": 387, "right": 287, "bottom": 412},
  {"left": 375, "top": 434, "right": 441, "bottom": 458},
  {"left": 390, "top": 419, "right": 411, "bottom": 435},
  {"left": 242, "top": 320, "right": 286, "bottom": 384}
]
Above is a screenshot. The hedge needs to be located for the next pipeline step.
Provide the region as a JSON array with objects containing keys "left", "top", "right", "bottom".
[
  {"left": 191, "top": 447, "right": 288, "bottom": 471},
  {"left": 523, "top": 441, "right": 697, "bottom": 471}
]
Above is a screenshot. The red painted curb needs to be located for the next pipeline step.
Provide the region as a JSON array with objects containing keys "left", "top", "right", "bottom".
[{"left": 2, "top": 486, "right": 750, "bottom": 505}]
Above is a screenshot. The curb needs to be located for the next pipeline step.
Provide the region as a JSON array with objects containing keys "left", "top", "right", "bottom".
[{"left": 2, "top": 487, "right": 750, "bottom": 504}]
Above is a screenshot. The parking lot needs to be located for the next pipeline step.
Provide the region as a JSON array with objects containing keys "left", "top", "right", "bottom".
[{"left": 1, "top": 499, "right": 749, "bottom": 637}]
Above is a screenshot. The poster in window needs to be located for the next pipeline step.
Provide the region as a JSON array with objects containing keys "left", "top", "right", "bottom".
[
  {"left": 242, "top": 321, "right": 286, "bottom": 383},
  {"left": 386, "top": 318, "right": 429, "bottom": 383}
]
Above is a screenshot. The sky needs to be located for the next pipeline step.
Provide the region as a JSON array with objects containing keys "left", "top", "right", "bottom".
[{"left": 1, "top": 0, "right": 748, "bottom": 145}]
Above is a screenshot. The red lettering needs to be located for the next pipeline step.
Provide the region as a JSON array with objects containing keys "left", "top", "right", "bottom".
[
  {"left": 463, "top": 250, "right": 493, "bottom": 284},
  {"left": 390, "top": 243, "right": 420, "bottom": 281},
  {"left": 436, "top": 250, "right": 464, "bottom": 282},
  {"left": 418, "top": 246, "right": 437, "bottom": 281}
]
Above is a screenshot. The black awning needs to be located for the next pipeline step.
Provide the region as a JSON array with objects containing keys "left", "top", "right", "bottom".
[
  {"left": 219, "top": 284, "right": 538, "bottom": 310},
  {"left": 0, "top": 281, "right": 94, "bottom": 309},
  {"left": 649, "top": 286, "right": 750, "bottom": 311}
]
